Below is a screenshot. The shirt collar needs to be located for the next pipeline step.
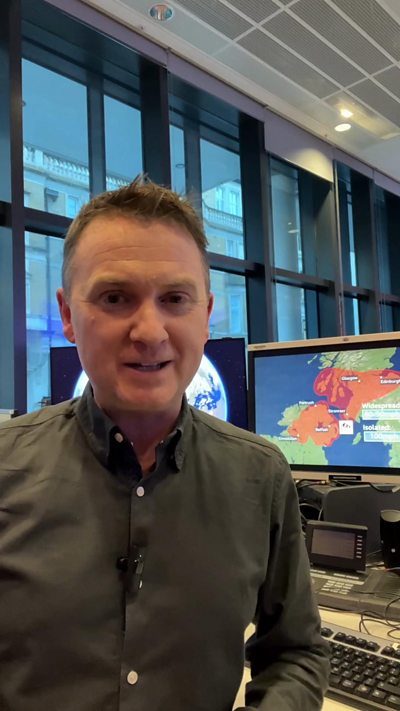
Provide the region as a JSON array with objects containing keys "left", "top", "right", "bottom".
[{"left": 76, "top": 382, "right": 190, "bottom": 471}]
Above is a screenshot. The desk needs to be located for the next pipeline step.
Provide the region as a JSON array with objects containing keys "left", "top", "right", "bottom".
[{"left": 234, "top": 608, "right": 393, "bottom": 710}]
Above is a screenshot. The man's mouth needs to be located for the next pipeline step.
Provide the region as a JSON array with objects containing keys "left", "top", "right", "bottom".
[{"left": 125, "top": 361, "right": 170, "bottom": 372}]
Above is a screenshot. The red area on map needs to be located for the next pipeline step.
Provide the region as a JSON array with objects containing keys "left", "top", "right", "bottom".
[
  {"left": 314, "top": 368, "right": 400, "bottom": 420},
  {"left": 287, "top": 368, "right": 400, "bottom": 447},
  {"left": 288, "top": 402, "right": 339, "bottom": 446}
]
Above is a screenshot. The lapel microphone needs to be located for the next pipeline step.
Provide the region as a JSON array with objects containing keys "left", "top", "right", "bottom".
[{"left": 116, "top": 545, "right": 145, "bottom": 592}]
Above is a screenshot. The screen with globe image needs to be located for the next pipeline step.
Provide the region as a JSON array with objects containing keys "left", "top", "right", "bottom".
[{"left": 50, "top": 338, "right": 248, "bottom": 429}]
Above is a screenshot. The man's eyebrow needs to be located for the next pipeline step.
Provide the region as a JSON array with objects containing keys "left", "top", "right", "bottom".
[
  {"left": 87, "top": 277, "right": 132, "bottom": 289},
  {"left": 87, "top": 276, "right": 199, "bottom": 290},
  {"left": 161, "top": 279, "right": 198, "bottom": 290}
]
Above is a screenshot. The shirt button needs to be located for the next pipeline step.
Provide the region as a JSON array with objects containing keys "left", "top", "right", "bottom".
[
  {"left": 136, "top": 486, "right": 145, "bottom": 497},
  {"left": 114, "top": 432, "right": 123, "bottom": 443},
  {"left": 127, "top": 670, "right": 139, "bottom": 685}
]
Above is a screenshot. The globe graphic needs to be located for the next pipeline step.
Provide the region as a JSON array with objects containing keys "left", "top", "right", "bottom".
[
  {"left": 186, "top": 354, "right": 228, "bottom": 421},
  {"left": 73, "top": 370, "right": 90, "bottom": 399},
  {"left": 73, "top": 354, "right": 228, "bottom": 421}
]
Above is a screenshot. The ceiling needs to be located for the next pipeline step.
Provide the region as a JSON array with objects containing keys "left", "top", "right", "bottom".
[{"left": 82, "top": 0, "right": 400, "bottom": 182}]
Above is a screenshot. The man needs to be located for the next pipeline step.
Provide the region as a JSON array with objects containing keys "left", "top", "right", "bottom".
[{"left": 0, "top": 178, "right": 329, "bottom": 710}]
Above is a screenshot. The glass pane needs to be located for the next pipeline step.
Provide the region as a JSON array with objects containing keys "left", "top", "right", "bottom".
[
  {"left": 375, "top": 187, "right": 390, "bottom": 293},
  {"left": 381, "top": 303, "right": 394, "bottom": 333},
  {"left": 276, "top": 283, "right": 307, "bottom": 341},
  {"left": 344, "top": 296, "right": 361, "bottom": 335},
  {"left": 104, "top": 95, "right": 143, "bottom": 189},
  {"left": 25, "top": 233, "right": 72, "bottom": 412},
  {"left": 200, "top": 140, "right": 244, "bottom": 259},
  {"left": 346, "top": 192, "right": 358, "bottom": 287},
  {"left": 270, "top": 160, "right": 303, "bottom": 272},
  {"left": 22, "top": 60, "right": 89, "bottom": 217},
  {"left": 337, "top": 163, "right": 375, "bottom": 290},
  {"left": 209, "top": 270, "right": 247, "bottom": 341},
  {"left": 375, "top": 187, "right": 400, "bottom": 297},
  {"left": 170, "top": 124, "right": 186, "bottom": 194}
]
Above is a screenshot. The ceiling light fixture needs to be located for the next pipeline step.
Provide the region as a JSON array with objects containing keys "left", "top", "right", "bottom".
[
  {"left": 340, "top": 108, "right": 353, "bottom": 119},
  {"left": 149, "top": 4, "right": 174, "bottom": 21},
  {"left": 335, "top": 123, "right": 352, "bottom": 132}
]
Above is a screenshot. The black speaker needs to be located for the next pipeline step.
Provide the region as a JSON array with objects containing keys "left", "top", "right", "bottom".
[{"left": 380, "top": 510, "right": 400, "bottom": 570}]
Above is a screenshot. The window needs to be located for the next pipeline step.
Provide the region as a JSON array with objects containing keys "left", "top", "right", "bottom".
[
  {"left": 229, "top": 293, "right": 244, "bottom": 334},
  {"left": 228, "top": 189, "right": 241, "bottom": 217},
  {"left": 201, "top": 140, "right": 244, "bottom": 259},
  {"left": 380, "top": 303, "right": 394, "bottom": 333},
  {"left": 270, "top": 160, "right": 303, "bottom": 272},
  {"left": 22, "top": 60, "right": 90, "bottom": 216},
  {"left": 170, "top": 124, "right": 186, "bottom": 194},
  {"left": 375, "top": 186, "right": 400, "bottom": 297},
  {"left": 215, "top": 187, "right": 224, "bottom": 211},
  {"left": 209, "top": 271, "right": 247, "bottom": 341},
  {"left": 275, "top": 284, "right": 307, "bottom": 341},
  {"left": 104, "top": 95, "right": 143, "bottom": 189},
  {"left": 25, "top": 233, "right": 71, "bottom": 412},
  {"left": 344, "top": 296, "right": 361, "bottom": 336},
  {"left": 66, "top": 195, "right": 80, "bottom": 218},
  {"left": 337, "top": 163, "right": 374, "bottom": 290}
]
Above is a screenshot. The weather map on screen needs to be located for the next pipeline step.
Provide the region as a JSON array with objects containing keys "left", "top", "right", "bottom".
[{"left": 251, "top": 340, "right": 400, "bottom": 472}]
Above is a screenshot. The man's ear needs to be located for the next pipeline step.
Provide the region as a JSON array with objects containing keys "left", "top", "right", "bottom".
[
  {"left": 56, "top": 288, "right": 76, "bottom": 344},
  {"left": 205, "top": 292, "right": 214, "bottom": 342}
]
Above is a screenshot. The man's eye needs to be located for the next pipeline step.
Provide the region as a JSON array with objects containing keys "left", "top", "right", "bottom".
[
  {"left": 162, "top": 293, "right": 188, "bottom": 305},
  {"left": 103, "top": 293, "right": 126, "bottom": 305}
]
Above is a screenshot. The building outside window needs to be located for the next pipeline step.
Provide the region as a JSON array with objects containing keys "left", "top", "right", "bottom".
[
  {"left": 104, "top": 94, "right": 143, "bottom": 188},
  {"left": 25, "top": 233, "right": 70, "bottom": 411},
  {"left": 22, "top": 59, "right": 90, "bottom": 216},
  {"left": 209, "top": 271, "right": 247, "bottom": 341},
  {"left": 201, "top": 139, "right": 244, "bottom": 261},
  {"left": 66, "top": 195, "right": 80, "bottom": 218}
]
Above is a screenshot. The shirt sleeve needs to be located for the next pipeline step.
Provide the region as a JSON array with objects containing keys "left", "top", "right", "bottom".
[{"left": 237, "top": 453, "right": 330, "bottom": 711}]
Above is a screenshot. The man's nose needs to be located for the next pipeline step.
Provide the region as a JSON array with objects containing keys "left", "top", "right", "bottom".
[{"left": 128, "top": 302, "right": 168, "bottom": 345}]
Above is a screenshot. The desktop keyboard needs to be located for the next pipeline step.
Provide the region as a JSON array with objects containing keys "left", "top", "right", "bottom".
[{"left": 322, "top": 622, "right": 400, "bottom": 709}]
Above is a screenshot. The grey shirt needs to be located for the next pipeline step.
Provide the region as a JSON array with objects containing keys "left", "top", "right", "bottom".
[{"left": 0, "top": 385, "right": 329, "bottom": 711}]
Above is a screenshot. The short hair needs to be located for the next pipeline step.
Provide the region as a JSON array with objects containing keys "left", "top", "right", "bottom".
[{"left": 62, "top": 177, "right": 210, "bottom": 297}]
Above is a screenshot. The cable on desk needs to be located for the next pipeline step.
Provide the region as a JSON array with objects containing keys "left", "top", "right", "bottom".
[{"left": 357, "top": 592, "right": 400, "bottom": 638}]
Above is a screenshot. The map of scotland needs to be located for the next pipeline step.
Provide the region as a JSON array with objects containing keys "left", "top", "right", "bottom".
[{"left": 255, "top": 346, "right": 400, "bottom": 469}]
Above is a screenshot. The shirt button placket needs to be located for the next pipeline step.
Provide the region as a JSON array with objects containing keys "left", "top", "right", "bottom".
[{"left": 120, "top": 481, "right": 148, "bottom": 706}]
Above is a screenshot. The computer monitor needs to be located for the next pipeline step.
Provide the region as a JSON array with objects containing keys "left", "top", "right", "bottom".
[
  {"left": 248, "top": 332, "right": 400, "bottom": 485},
  {"left": 50, "top": 337, "right": 248, "bottom": 429}
]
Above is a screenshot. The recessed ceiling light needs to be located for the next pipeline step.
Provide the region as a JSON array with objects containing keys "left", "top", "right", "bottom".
[
  {"left": 335, "top": 123, "right": 352, "bottom": 132},
  {"left": 340, "top": 108, "right": 353, "bottom": 119},
  {"left": 149, "top": 4, "right": 174, "bottom": 21}
]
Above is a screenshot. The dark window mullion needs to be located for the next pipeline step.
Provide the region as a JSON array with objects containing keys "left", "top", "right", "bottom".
[
  {"left": 87, "top": 73, "right": 106, "bottom": 196},
  {"left": 239, "top": 115, "right": 274, "bottom": 343},
  {"left": 0, "top": 0, "right": 27, "bottom": 413},
  {"left": 140, "top": 62, "right": 171, "bottom": 186},
  {"left": 24, "top": 207, "right": 71, "bottom": 237},
  {"left": 183, "top": 119, "right": 202, "bottom": 214}
]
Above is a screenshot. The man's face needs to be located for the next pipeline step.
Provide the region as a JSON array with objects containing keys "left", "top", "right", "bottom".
[{"left": 57, "top": 214, "right": 213, "bottom": 422}]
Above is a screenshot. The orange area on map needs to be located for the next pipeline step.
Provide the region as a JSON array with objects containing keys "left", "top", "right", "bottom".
[
  {"left": 288, "top": 402, "right": 339, "bottom": 446},
  {"left": 287, "top": 368, "right": 400, "bottom": 447},
  {"left": 313, "top": 368, "right": 400, "bottom": 420}
]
